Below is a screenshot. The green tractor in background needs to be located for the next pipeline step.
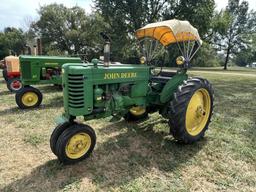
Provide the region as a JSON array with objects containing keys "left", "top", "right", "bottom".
[
  {"left": 50, "top": 19, "right": 214, "bottom": 164},
  {"left": 15, "top": 56, "right": 82, "bottom": 109}
]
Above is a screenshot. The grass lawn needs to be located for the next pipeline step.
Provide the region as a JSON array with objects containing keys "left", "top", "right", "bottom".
[
  {"left": 190, "top": 66, "right": 256, "bottom": 74},
  {"left": 0, "top": 69, "right": 255, "bottom": 192}
]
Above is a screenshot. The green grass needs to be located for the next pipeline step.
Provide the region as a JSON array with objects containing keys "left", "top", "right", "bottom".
[
  {"left": 0, "top": 69, "right": 255, "bottom": 192},
  {"left": 191, "top": 66, "right": 256, "bottom": 73}
]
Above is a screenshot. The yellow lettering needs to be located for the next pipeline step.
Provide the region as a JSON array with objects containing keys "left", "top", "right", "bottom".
[
  {"left": 104, "top": 72, "right": 137, "bottom": 79},
  {"left": 115, "top": 73, "right": 120, "bottom": 78}
]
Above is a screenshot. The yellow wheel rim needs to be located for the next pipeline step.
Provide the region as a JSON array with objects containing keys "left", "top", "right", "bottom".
[
  {"left": 129, "top": 106, "right": 146, "bottom": 116},
  {"left": 185, "top": 88, "right": 211, "bottom": 136},
  {"left": 65, "top": 133, "right": 91, "bottom": 159},
  {"left": 21, "top": 92, "right": 39, "bottom": 107}
]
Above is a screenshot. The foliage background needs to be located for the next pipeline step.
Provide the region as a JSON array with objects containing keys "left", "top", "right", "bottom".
[{"left": 0, "top": 0, "right": 255, "bottom": 69}]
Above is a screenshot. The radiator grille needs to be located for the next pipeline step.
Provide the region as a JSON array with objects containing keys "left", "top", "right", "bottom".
[{"left": 68, "top": 74, "right": 84, "bottom": 108}]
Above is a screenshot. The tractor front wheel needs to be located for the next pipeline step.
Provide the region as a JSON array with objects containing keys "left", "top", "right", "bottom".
[
  {"left": 7, "top": 78, "right": 23, "bottom": 92},
  {"left": 124, "top": 106, "right": 148, "bottom": 121},
  {"left": 54, "top": 123, "right": 96, "bottom": 164},
  {"left": 50, "top": 122, "right": 76, "bottom": 155},
  {"left": 168, "top": 77, "right": 214, "bottom": 143},
  {"left": 15, "top": 86, "right": 43, "bottom": 109}
]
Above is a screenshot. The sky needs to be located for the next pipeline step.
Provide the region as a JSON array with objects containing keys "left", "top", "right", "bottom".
[
  {"left": 0, "top": 0, "right": 93, "bottom": 30},
  {"left": 0, "top": 0, "right": 255, "bottom": 30}
]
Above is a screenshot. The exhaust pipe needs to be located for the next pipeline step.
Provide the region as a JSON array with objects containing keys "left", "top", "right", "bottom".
[
  {"left": 100, "top": 32, "right": 111, "bottom": 67},
  {"left": 104, "top": 41, "right": 110, "bottom": 67}
]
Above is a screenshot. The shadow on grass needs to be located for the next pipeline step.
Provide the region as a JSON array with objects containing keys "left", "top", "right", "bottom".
[
  {"left": 0, "top": 95, "right": 63, "bottom": 116},
  {"left": 0, "top": 90, "right": 12, "bottom": 96},
  {"left": 39, "top": 85, "right": 63, "bottom": 93},
  {"left": 0, "top": 119, "right": 207, "bottom": 192},
  {"left": 41, "top": 95, "right": 63, "bottom": 108}
]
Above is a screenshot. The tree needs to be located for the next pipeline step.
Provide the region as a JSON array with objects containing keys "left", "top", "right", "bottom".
[
  {"left": 164, "top": 0, "right": 215, "bottom": 38},
  {"left": 212, "top": 0, "right": 253, "bottom": 70},
  {"left": 0, "top": 33, "right": 9, "bottom": 59},
  {"left": 32, "top": 4, "right": 108, "bottom": 60},
  {"left": 94, "top": 0, "right": 171, "bottom": 62},
  {"left": 94, "top": 0, "right": 215, "bottom": 63},
  {"left": 234, "top": 32, "right": 256, "bottom": 66},
  {"left": 0, "top": 27, "right": 26, "bottom": 59}
]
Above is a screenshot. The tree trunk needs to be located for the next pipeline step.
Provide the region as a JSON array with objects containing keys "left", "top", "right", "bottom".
[{"left": 224, "top": 48, "right": 230, "bottom": 70}]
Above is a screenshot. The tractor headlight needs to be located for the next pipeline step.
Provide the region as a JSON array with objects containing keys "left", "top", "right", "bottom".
[
  {"left": 176, "top": 56, "right": 185, "bottom": 65},
  {"left": 140, "top": 56, "right": 146, "bottom": 64}
]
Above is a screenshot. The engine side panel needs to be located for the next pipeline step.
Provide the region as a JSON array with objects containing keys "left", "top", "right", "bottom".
[
  {"left": 19, "top": 55, "right": 82, "bottom": 85},
  {"left": 62, "top": 64, "right": 150, "bottom": 119}
]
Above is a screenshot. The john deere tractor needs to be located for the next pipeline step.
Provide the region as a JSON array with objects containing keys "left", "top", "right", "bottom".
[
  {"left": 15, "top": 56, "right": 82, "bottom": 109},
  {"left": 50, "top": 19, "right": 214, "bottom": 164}
]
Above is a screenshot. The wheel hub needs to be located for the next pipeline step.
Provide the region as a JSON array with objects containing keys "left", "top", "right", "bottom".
[
  {"left": 11, "top": 80, "right": 22, "bottom": 90},
  {"left": 185, "top": 88, "right": 211, "bottom": 136},
  {"left": 73, "top": 141, "right": 84, "bottom": 151},
  {"left": 65, "top": 133, "right": 91, "bottom": 159},
  {"left": 196, "top": 106, "right": 205, "bottom": 117},
  {"left": 21, "top": 92, "right": 39, "bottom": 106}
]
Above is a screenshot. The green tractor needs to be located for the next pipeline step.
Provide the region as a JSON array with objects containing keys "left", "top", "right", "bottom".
[
  {"left": 50, "top": 19, "right": 214, "bottom": 164},
  {"left": 15, "top": 56, "right": 82, "bottom": 109}
]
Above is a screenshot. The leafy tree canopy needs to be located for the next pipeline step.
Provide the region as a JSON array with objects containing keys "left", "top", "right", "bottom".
[
  {"left": 0, "top": 27, "right": 26, "bottom": 59},
  {"left": 94, "top": 0, "right": 215, "bottom": 63},
  {"left": 32, "top": 4, "right": 109, "bottom": 60},
  {"left": 212, "top": 0, "right": 255, "bottom": 69}
]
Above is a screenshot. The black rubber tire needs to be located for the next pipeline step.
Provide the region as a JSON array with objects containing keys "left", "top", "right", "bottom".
[
  {"left": 50, "top": 122, "right": 76, "bottom": 155},
  {"left": 15, "top": 86, "right": 43, "bottom": 109},
  {"left": 2, "top": 68, "right": 8, "bottom": 81},
  {"left": 55, "top": 124, "right": 96, "bottom": 164},
  {"left": 168, "top": 77, "right": 214, "bottom": 144},
  {"left": 123, "top": 111, "right": 148, "bottom": 122},
  {"left": 6, "top": 78, "right": 23, "bottom": 92}
]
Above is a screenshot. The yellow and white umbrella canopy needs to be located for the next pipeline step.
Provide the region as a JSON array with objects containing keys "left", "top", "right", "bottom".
[{"left": 135, "top": 19, "right": 202, "bottom": 46}]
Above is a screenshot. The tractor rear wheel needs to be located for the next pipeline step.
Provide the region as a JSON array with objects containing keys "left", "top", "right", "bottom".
[
  {"left": 168, "top": 77, "right": 214, "bottom": 143},
  {"left": 55, "top": 124, "right": 96, "bottom": 164},
  {"left": 15, "top": 86, "right": 43, "bottom": 109},
  {"left": 7, "top": 78, "right": 23, "bottom": 92},
  {"left": 50, "top": 122, "right": 76, "bottom": 155},
  {"left": 124, "top": 106, "right": 148, "bottom": 121}
]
